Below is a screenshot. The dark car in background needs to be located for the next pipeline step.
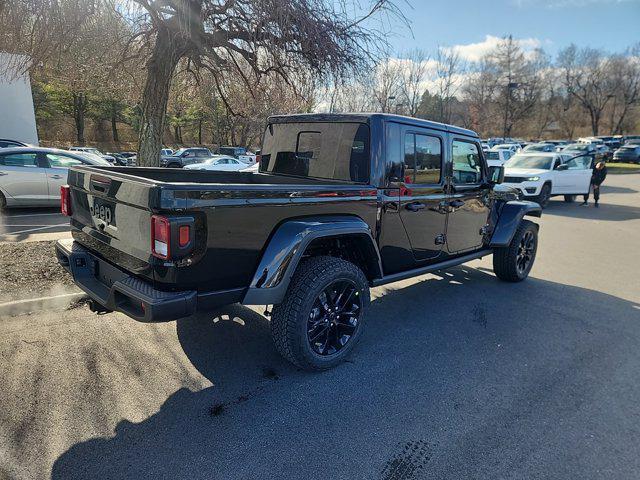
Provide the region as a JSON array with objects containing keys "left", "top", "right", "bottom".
[
  {"left": 161, "top": 147, "right": 214, "bottom": 168},
  {"left": 523, "top": 143, "right": 556, "bottom": 153},
  {"left": 613, "top": 144, "right": 640, "bottom": 163}
]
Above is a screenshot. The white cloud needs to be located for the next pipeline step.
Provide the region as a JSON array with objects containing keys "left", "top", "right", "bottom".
[{"left": 443, "top": 35, "right": 544, "bottom": 63}]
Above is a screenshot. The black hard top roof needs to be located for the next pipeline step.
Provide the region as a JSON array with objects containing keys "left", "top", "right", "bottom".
[{"left": 267, "top": 113, "right": 478, "bottom": 138}]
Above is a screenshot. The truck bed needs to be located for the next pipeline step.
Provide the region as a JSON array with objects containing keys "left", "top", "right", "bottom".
[{"left": 65, "top": 166, "right": 378, "bottom": 294}]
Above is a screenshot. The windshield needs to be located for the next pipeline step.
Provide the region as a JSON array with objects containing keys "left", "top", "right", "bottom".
[
  {"left": 504, "top": 154, "right": 553, "bottom": 170},
  {"left": 260, "top": 122, "right": 370, "bottom": 183}
]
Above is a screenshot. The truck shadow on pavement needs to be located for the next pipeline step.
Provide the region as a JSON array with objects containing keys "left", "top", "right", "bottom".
[
  {"left": 51, "top": 267, "right": 640, "bottom": 480},
  {"left": 544, "top": 199, "right": 640, "bottom": 221}
]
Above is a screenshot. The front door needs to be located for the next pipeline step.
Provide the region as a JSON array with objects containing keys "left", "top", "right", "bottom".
[
  {"left": 562, "top": 154, "right": 593, "bottom": 194},
  {"left": 398, "top": 128, "right": 448, "bottom": 261},
  {"left": 446, "top": 139, "right": 491, "bottom": 254}
]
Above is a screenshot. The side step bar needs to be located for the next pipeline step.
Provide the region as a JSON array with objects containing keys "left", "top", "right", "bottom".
[{"left": 371, "top": 249, "right": 492, "bottom": 287}]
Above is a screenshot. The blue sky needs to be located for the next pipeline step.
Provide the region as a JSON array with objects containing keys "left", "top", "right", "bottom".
[{"left": 385, "top": 0, "right": 640, "bottom": 58}]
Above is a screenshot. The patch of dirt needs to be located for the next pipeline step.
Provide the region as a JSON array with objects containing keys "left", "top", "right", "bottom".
[{"left": 0, "top": 241, "right": 77, "bottom": 301}]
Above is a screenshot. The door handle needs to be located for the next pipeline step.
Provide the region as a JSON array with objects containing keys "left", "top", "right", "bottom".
[
  {"left": 449, "top": 199, "right": 465, "bottom": 208},
  {"left": 406, "top": 202, "right": 426, "bottom": 212},
  {"left": 0, "top": 172, "right": 7, "bottom": 176},
  {"left": 49, "top": 175, "right": 63, "bottom": 179}
]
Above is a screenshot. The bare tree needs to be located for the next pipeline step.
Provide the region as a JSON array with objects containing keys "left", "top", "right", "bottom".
[
  {"left": 434, "top": 47, "right": 463, "bottom": 123},
  {"left": 558, "top": 45, "right": 616, "bottom": 136},
  {"left": 373, "top": 59, "right": 402, "bottom": 113},
  {"left": 115, "top": 0, "right": 404, "bottom": 165},
  {"left": 607, "top": 44, "right": 640, "bottom": 134},
  {"left": 398, "top": 49, "right": 429, "bottom": 117}
]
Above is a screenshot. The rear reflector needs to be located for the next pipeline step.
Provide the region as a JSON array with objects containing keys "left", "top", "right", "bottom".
[
  {"left": 151, "top": 215, "right": 170, "bottom": 259},
  {"left": 60, "top": 185, "right": 72, "bottom": 216},
  {"left": 179, "top": 225, "right": 190, "bottom": 247}
]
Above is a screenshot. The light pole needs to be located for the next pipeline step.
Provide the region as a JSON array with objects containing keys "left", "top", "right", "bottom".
[
  {"left": 503, "top": 82, "right": 520, "bottom": 140},
  {"left": 387, "top": 95, "right": 396, "bottom": 114}
]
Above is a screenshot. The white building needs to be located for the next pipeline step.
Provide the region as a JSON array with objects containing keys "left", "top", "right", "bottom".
[{"left": 0, "top": 53, "right": 39, "bottom": 145}]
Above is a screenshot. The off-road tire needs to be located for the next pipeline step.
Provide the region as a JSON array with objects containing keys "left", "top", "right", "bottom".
[
  {"left": 270, "top": 256, "right": 370, "bottom": 371},
  {"left": 167, "top": 163, "right": 182, "bottom": 168},
  {"left": 564, "top": 195, "right": 576, "bottom": 203},
  {"left": 493, "top": 219, "right": 538, "bottom": 282},
  {"left": 535, "top": 183, "right": 551, "bottom": 208}
]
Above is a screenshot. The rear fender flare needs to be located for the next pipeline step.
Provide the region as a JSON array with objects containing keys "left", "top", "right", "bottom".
[
  {"left": 242, "top": 216, "right": 382, "bottom": 305},
  {"left": 490, "top": 201, "right": 541, "bottom": 247}
]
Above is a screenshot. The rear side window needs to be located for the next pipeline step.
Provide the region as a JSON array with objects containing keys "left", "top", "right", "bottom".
[
  {"left": 260, "top": 122, "right": 370, "bottom": 183},
  {"left": 403, "top": 133, "right": 442, "bottom": 184},
  {"left": 0, "top": 152, "right": 38, "bottom": 167}
]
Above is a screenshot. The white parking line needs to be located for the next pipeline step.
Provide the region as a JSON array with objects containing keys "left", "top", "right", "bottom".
[
  {"left": 1, "top": 225, "right": 61, "bottom": 227},
  {"left": 6, "top": 224, "right": 68, "bottom": 235}
]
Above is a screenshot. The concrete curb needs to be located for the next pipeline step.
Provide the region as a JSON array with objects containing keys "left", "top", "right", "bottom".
[{"left": 0, "top": 292, "right": 87, "bottom": 317}]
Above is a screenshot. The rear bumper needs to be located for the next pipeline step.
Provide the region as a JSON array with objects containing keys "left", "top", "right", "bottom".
[{"left": 55, "top": 239, "right": 243, "bottom": 322}]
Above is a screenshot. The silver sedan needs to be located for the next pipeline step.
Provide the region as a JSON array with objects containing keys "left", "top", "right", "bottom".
[{"left": 0, "top": 147, "right": 110, "bottom": 209}]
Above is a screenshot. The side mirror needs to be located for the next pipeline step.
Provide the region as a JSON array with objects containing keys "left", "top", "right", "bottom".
[
  {"left": 555, "top": 163, "right": 568, "bottom": 171},
  {"left": 488, "top": 165, "right": 504, "bottom": 185}
]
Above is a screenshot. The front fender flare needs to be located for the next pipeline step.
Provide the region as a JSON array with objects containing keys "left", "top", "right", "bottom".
[
  {"left": 242, "top": 216, "right": 381, "bottom": 305},
  {"left": 490, "top": 201, "right": 541, "bottom": 247}
]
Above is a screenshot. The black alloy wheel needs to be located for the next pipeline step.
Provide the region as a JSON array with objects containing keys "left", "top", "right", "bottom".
[
  {"left": 516, "top": 230, "right": 536, "bottom": 276},
  {"left": 307, "top": 280, "right": 362, "bottom": 356}
]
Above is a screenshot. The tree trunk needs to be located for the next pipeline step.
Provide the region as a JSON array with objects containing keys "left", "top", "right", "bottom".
[
  {"left": 73, "top": 92, "right": 86, "bottom": 145},
  {"left": 111, "top": 104, "right": 119, "bottom": 143},
  {"left": 198, "top": 119, "right": 202, "bottom": 145},
  {"left": 137, "top": 26, "right": 185, "bottom": 166}
]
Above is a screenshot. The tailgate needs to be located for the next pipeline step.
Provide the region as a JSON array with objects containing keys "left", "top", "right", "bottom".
[{"left": 66, "top": 166, "right": 162, "bottom": 276}]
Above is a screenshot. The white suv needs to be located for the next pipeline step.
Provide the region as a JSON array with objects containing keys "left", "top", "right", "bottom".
[{"left": 502, "top": 152, "right": 593, "bottom": 208}]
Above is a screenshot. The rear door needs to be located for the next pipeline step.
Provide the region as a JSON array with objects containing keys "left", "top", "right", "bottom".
[
  {"left": 397, "top": 126, "right": 448, "bottom": 261},
  {"left": 0, "top": 151, "right": 49, "bottom": 204},
  {"left": 446, "top": 138, "right": 491, "bottom": 254}
]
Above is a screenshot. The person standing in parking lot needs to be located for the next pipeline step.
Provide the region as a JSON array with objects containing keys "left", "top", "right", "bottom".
[{"left": 581, "top": 161, "right": 607, "bottom": 207}]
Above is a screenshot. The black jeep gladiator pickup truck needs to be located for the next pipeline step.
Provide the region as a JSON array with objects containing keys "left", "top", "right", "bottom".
[{"left": 56, "top": 113, "right": 541, "bottom": 370}]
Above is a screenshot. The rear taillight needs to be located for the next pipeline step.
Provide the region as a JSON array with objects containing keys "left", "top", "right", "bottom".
[
  {"left": 151, "top": 215, "right": 195, "bottom": 260},
  {"left": 255, "top": 154, "right": 261, "bottom": 165},
  {"left": 151, "top": 215, "right": 170, "bottom": 259},
  {"left": 60, "top": 185, "right": 72, "bottom": 216}
]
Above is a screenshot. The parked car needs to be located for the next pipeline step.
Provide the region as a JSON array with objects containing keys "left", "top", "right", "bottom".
[
  {"left": 561, "top": 143, "right": 599, "bottom": 161},
  {"left": 623, "top": 135, "right": 640, "bottom": 144},
  {"left": 613, "top": 144, "right": 640, "bottom": 163},
  {"left": 0, "top": 139, "right": 29, "bottom": 148},
  {"left": 105, "top": 152, "right": 130, "bottom": 166},
  {"left": 523, "top": 143, "right": 556, "bottom": 153},
  {"left": 492, "top": 143, "right": 520, "bottom": 154},
  {"left": 162, "top": 147, "right": 213, "bottom": 168},
  {"left": 0, "top": 147, "right": 109, "bottom": 208},
  {"left": 485, "top": 149, "right": 513, "bottom": 166},
  {"left": 117, "top": 152, "right": 137, "bottom": 166},
  {"left": 183, "top": 155, "right": 246, "bottom": 171},
  {"left": 502, "top": 152, "right": 593, "bottom": 208},
  {"left": 216, "top": 146, "right": 257, "bottom": 164},
  {"left": 68, "top": 146, "right": 116, "bottom": 164},
  {"left": 56, "top": 113, "right": 542, "bottom": 370}
]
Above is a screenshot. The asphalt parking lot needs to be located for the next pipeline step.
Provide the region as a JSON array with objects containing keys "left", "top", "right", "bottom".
[
  {"left": 1, "top": 173, "right": 639, "bottom": 480},
  {"left": 0, "top": 208, "right": 68, "bottom": 241}
]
